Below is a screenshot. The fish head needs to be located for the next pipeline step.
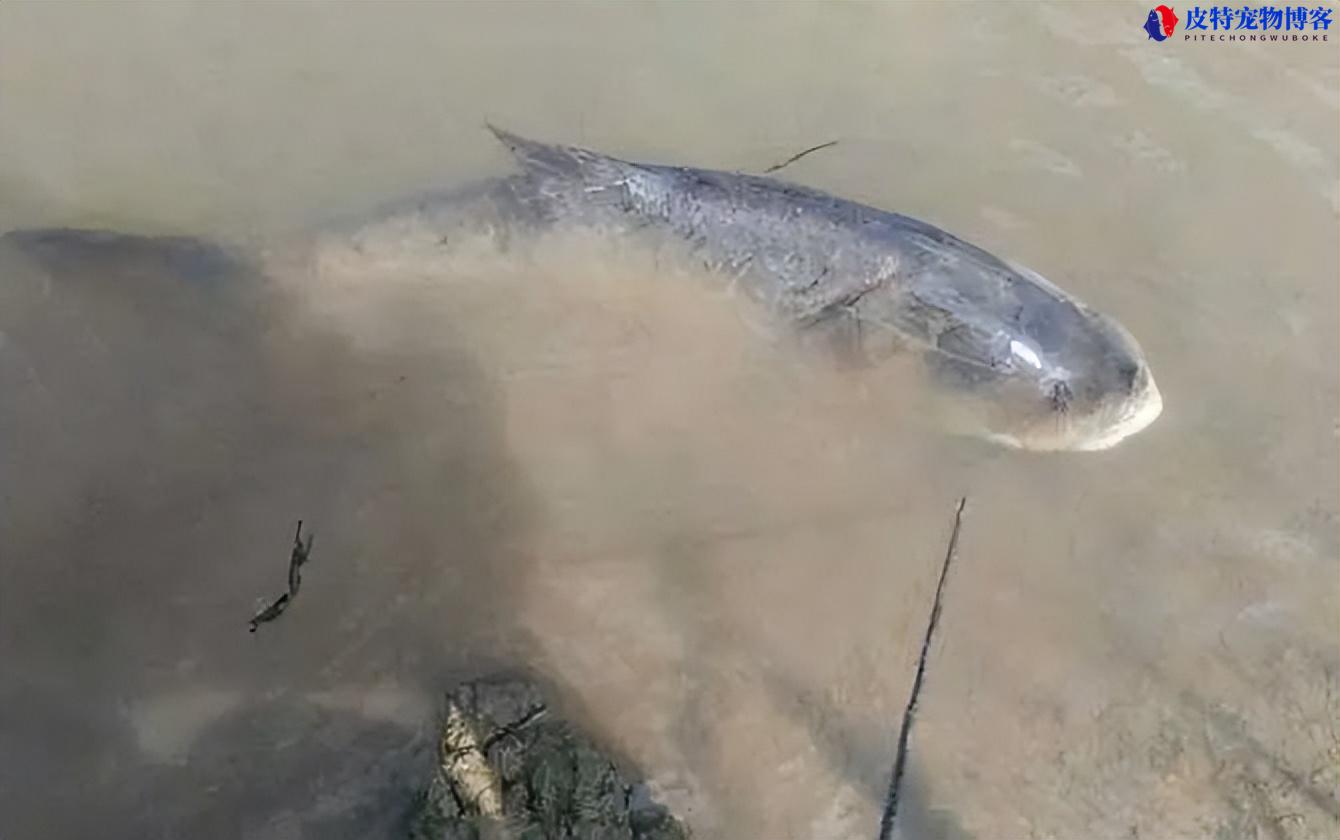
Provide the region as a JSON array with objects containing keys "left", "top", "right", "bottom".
[
  {"left": 913, "top": 263, "right": 1163, "bottom": 452},
  {"left": 983, "top": 307, "right": 1163, "bottom": 452}
]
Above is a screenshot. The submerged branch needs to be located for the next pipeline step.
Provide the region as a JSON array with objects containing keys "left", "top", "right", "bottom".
[
  {"left": 762, "top": 140, "right": 839, "bottom": 174},
  {"left": 878, "top": 496, "right": 968, "bottom": 840},
  {"left": 248, "top": 519, "right": 314, "bottom": 633}
]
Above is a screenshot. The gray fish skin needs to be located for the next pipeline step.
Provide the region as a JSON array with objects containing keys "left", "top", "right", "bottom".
[{"left": 482, "top": 127, "right": 1162, "bottom": 452}]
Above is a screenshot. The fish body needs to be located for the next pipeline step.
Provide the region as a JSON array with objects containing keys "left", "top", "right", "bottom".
[
  {"left": 482, "top": 127, "right": 1162, "bottom": 451},
  {"left": 2, "top": 128, "right": 1163, "bottom": 452}
]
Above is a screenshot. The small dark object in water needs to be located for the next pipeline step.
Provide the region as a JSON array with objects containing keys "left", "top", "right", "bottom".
[
  {"left": 248, "top": 520, "right": 314, "bottom": 633},
  {"left": 762, "top": 139, "right": 838, "bottom": 174}
]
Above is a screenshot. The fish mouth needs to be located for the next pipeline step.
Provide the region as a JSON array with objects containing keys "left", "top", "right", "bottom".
[
  {"left": 982, "top": 370, "right": 1164, "bottom": 453},
  {"left": 1068, "top": 372, "right": 1164, "bottom": 452}
]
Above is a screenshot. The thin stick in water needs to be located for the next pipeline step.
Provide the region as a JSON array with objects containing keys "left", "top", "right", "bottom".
[
  {"left": 762, "top": 140, "right": 839, "bottom": 174},
  {"left": 877, "top": 496, "right": 968, "bottom": 840}
]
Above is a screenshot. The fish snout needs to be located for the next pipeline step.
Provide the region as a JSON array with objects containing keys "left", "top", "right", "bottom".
[{"left": 1068, "top": 360, "right": 1163, "bottom": 451}]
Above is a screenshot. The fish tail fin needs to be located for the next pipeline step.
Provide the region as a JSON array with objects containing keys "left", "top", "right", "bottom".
[{"left": 486, "top": 124, "right": 626, "bottom": 185}]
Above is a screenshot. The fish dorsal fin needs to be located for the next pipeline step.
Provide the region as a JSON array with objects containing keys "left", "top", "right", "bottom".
[{"left": 487, "top": 124, "right": 627, "bottom": 185}]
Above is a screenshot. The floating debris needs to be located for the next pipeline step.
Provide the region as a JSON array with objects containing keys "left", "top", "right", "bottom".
[{"left": 248, "top": 520, "right": 314, "bottom": 633}]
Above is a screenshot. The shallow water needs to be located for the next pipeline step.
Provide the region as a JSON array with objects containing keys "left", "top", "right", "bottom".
[{"left": 1, "top": 3, "right": 1337, "bottom": 839}]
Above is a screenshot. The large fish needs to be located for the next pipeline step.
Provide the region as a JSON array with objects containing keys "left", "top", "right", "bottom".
[
  {"left": 5, "top": 128, "right": 1164, "bottom": 452},
  {"left": 466, "top": 127, "right": 1162, "bottom": 452}
]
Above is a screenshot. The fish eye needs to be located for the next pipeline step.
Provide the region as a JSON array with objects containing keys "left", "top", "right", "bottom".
[{"left": 1048, "top": 380, "right": 1073, "bottom": 413}]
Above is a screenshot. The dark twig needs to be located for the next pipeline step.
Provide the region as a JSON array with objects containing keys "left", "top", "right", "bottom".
[
  {"left": 286, "top": 519, "right": 314, "bottom": 598},
  {"left": 762, "top": 140, "right": 839, "bottom": 174},
  {"left": 249, "top": 520, "right": 314, "bottom": 633},
  {"left": 878, "top": 496, "right": 968, "bottom": 840}
]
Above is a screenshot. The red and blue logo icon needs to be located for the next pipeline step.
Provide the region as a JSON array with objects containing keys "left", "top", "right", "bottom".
[{"left": 1144, "top": 5, "right": 1181, "bottom": 39}]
